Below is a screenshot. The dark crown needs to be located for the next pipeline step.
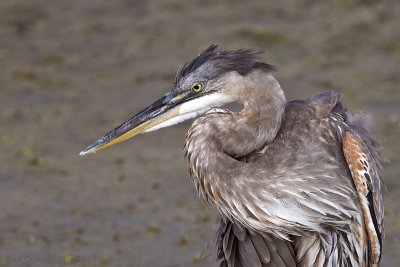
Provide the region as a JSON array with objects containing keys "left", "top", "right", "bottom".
[{"left": 174, "top": 45, "right": 276, "bottom": 84}]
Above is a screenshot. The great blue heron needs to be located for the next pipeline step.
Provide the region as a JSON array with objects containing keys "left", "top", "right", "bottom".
[{"left": 80, "top": 45, "right": 384, "bottom": 267}]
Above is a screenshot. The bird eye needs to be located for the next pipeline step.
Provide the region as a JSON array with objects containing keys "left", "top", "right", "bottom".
[{"left": 191, "top": 83, "right": 203, "bottom": 93}]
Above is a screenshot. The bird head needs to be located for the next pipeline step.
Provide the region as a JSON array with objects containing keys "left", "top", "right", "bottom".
[{"left": 80, "top": 45, "right": 275, "bottom": 155}]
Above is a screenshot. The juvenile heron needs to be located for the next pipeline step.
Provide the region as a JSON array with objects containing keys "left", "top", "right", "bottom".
[{"left": 80, "top": 45, "right": 384, "bottom": 267}]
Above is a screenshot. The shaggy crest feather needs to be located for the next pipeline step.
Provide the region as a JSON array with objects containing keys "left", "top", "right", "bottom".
[{"left": 174, "top": 44, "right": 276, "bottom": 85}]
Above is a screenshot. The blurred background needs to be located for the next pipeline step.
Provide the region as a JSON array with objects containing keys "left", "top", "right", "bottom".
[{"left": 0, "top": 0, "right": 399, "bottom": 266}]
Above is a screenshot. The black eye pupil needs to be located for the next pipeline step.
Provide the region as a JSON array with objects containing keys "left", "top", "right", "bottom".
[{"left": 192, "top": 84, "right": 202, "bottom": 92}]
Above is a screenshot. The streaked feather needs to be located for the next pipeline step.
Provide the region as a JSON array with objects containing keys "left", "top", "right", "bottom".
[{"left": 181, "top": 47, "right": 384, "bottom": 267}]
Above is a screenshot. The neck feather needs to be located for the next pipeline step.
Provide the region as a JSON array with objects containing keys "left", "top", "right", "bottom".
[
  {"left": 184, "top": 71, "right": 285, "bottom": 196},
  {"left": 216, "top": 71, "right": 286, "bottom": 157}
]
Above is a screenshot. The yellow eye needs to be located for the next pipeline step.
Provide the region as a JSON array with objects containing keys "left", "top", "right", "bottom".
[{"left": 191, "top": 83, "right": 203, "bottom": 93}]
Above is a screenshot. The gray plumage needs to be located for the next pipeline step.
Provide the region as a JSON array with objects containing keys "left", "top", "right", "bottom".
[
  {"left": 80, "top": 45, "right": 384, "bottom": 267},
  {"left": 181, "top": 46, "right": 384, "bottom": 267}
]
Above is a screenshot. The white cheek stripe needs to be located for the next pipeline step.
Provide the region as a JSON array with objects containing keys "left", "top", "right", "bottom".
[
  {"left": 179, "top": 93, "right": 232, "bottom": 114},
  {"left": 145, "top": 93, "right": 232, "bottom": 132}
]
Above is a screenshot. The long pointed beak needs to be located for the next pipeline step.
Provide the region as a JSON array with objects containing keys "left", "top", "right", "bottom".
[
  {"left": 80, "top": 88, "right": 231, "bottom": 156},
  {"left": 79, "top": 92, "right": 182, "bottom": 156}
]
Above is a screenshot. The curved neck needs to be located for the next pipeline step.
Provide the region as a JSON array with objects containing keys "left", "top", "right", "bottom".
[
  {"left": 184, "top": 71, "right": 285, "bottom": 197},
  {"left": 211, "top": 71, "right": 286, "bottom": 158}
]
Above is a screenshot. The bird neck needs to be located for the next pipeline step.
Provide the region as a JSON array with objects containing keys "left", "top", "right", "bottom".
[
  {"left": 247, "top": 73, "right": 285, "bottom": 148},
  {"left": 222, "top": 72, "right": 286, "bottom": 157},
  {"left": 184, "top": 72, "right": 286, "bottom": 201}
]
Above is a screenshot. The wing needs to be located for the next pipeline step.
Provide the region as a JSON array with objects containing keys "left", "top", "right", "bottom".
[
  {"left": 212, "top": 215, "right": 297, "bottom": 267},
  {"left": 309, "top": 91, "right": 384, "bottom": 266},
  {"left": 342, "top": 129, "right": 384, "bottom": 266}
]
